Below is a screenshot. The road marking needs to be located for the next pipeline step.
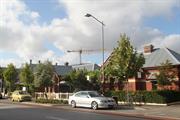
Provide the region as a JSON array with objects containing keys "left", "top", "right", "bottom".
[{"left": 46, "top": 116, "right": 67, "bottom": 120}]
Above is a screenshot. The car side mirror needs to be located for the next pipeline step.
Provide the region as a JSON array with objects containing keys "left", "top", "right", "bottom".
[{"left": 86, "top": 95, "right": 90, "bottom": 98}]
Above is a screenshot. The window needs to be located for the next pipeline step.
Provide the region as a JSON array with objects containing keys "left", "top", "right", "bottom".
[
  {"left": 19, "top": 91, "right": 28, "bottom": 95},
  {"left": 75, "top": 93, "right": 81, "bottom": 97},
  {"left": 80, "top": 92, "right": 88, "bottom": 98},
  {"left": 88, "top": 91, "right": 101, "bottom": 97},
  {"left": 137, "top": 72, "right": 142, "bottom": 78},
  {"left": 151, "top": 80, "right": 157, "bottom": 90},
  {"left": 75, "top": 92, "right": 88, "bottom": 98}
]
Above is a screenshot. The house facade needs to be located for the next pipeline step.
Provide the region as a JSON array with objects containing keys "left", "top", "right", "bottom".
[
  {"left": 102, "top": 45, "right": 180, "bottom": 91},
  {"left": 30, "top": 61, "right": 100, "bottom": 93},
  {"left": 0, "top": 60, "right": 100, "bottom": 93},
  {"left": 72, "top": 63, "right": 100, "bottom": 71}
]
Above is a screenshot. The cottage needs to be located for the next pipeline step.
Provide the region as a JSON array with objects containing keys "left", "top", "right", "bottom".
[
  {"left": 30, "top": 61, "right": 100, "bottom": 93},
  {"left": 102, "top": 45, "right": 180, "bottom": 91}
]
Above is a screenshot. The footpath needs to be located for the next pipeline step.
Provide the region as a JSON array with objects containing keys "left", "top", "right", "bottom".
[{"left": 22, "top": 102, "right": 180, "bottom": 120}]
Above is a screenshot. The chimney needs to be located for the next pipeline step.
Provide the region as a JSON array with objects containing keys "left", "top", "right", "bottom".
[
  {"left": 65, "top": 62, "right": 69, "bottom": 66},
  {"left": 30, "top": 59, "right": 32, "bottom": 65},
  {"left": 38, "top": 60, "right": 41, "bottom": 64},
  {"left": 144, "top": 44, "right": 154, "bottom": 53}
]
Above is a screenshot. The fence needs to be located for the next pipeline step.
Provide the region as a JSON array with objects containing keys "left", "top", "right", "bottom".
[{"left": 35, "top": 92, "right": 73, "bottom": 100}]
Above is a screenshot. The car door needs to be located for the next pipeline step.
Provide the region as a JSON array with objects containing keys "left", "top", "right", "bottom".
[
  {"left": 78, "top": 92, "right": 91, "bottom": 107},
  {"left": 15, "top": 91, "right": 20, "bottom": 100},
  {"left": 73, "top": 92, "right": 82, "bottom": 106},
  {"left": 13, "top": 91, "right": 18, "bottom": 100}
]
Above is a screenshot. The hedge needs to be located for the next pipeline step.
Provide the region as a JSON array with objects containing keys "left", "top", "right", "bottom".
[
  {"left": 35, "top": 98, "right": 68, "bottom": 104},
  {"left": 105, "top": 90, "right": 180, "bottom": 103}
]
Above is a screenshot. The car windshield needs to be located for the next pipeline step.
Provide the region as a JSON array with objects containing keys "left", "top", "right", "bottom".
[
  {"left": 88, "top": 92, "right": 102, "bottom": 97},
  {"left": 19, "top": 91, "right": 28, "bottom": 95}
]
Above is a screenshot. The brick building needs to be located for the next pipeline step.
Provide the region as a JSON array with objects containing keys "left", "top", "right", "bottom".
[{"left": 103, "top": 45, "right": 180, "bottom": 91}]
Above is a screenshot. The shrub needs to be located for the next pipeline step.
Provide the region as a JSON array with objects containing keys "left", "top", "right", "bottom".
[
  {"left": 105, "top": 90, "right": 180, "bottom": 103},
  {"left": 35, "top": 98, "right": 68, "bottom": 104}
]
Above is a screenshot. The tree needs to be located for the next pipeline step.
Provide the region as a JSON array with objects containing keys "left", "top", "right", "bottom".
[
  {"left": 3, "top": 63, "right": 17, "bottom": 93},
  {"left": 0, "top": 67, "right": 3, "bottom": 93},
  {"left": 64, "top": 69, "right": 91, "bottom": 92},
  {"left": 0, "top": 67, "right": 3, "bottom": 78},
  {"left": 19, "top": 63, "right": 34, "bottom": 93},
  {"left": 105, "top": 34, "right": 145, "bottom": 87},
  {"left": 104, "top": 34, "right": 145, "bottom": 104},
  {"left": 34, "top": 61, "right": 54, "bottom": 94},
  {"left": 88, "top": 70, "right": 101, "bottom": 91},
  {"left": 156, "top": 60, "right": 175, "bottom": 89}
]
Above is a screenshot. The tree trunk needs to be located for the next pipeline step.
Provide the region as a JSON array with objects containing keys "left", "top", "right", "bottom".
[
  {"left": 44, "top": 87, "right": 48, "bottom": 99},
  {"left": 126, "top": 76, "right": 131, "bottom": 106},
  {"left": 117, "top": 80, "right": 121, "bottom": 90}
]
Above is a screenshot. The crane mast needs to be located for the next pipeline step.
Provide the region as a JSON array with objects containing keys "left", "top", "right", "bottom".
[
  {"left": 67, "top": 49, "right": 83, "bottom": 64},
  {"left": 67, "top": 49, "right": 110, "bottom": 65}
]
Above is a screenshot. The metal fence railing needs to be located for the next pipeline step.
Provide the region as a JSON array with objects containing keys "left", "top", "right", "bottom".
[{"left": 35, "top": 92, "right": 73, "bottom": 100}]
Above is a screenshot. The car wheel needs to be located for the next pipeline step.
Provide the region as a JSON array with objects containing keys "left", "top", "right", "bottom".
[
  {"left": 91, "top": 101, "right": 98, "bottom": 110},
  {"left": 71, "top": 100, "right": 76, "bottom": 108}
]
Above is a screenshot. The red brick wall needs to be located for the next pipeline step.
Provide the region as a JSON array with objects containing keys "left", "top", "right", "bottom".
[
  {"left": 178, "top": 65, "right": 180, "bottom": 91},
  {"left": 127, "top": 82, "right": 136, "bottom": 91},
  {"left": 103, "top": 80, "right": 148, "bottom": 91},
  {"left": 157, "top": 82, "right": 179, "bottom": 91},
  {"left": 103, "top": 65, "right": 180, "bottom": 91},
  {"left": 146, "top": 81, "right": 152, "bottom": 91},
  {"left": 143, "top": 66, "right": 180, "bottom": 91}
]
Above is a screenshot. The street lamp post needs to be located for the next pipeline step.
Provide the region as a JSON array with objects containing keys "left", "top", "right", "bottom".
[{"left": 85, "top": 13, "right": 105, "bottom": 92}]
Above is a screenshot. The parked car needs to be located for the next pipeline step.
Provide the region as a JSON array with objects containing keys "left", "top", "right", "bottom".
[
  {"left": 11, "top": 90, "right": 32, "bottom": 102},
  {"left": 68, "top": 91, "right": 117, "bottom": 110}
]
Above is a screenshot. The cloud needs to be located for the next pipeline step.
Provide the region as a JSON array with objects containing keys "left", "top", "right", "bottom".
[
  {"left": 30, "top": 11, "right": 39, "bottom": 19},
  {"left": 0, "top": 0, "right": 180, "bottom": 67},
  {"left": 0, "top": 58, "right": 24, "bottom": 68},
  {"left": 0, "top": 0, "right": 47, "bottom": 64},
  {"left": 153, "top": 34, "right": 180, "bottom": 51},
  {"left": 56, "top": 0, "right": 180, "bottom": 51}
]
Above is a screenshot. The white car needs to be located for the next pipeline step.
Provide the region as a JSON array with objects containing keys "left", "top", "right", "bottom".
[{"left": 68, "top": 91, "right": 117, "bottom": 110}]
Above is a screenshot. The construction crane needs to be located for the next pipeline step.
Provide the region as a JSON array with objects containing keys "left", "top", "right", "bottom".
[{"left": 67, "top": 49, "right": 108, "bottom": 65}]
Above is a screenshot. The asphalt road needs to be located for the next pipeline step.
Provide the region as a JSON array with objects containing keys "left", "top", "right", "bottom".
[{"left": 0, "top": 100, "right": 146, "bottom": 120}]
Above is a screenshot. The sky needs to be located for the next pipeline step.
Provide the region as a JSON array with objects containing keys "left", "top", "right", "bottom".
[{"left": 0, "top": 0, "right": 180, "bottom": 68}]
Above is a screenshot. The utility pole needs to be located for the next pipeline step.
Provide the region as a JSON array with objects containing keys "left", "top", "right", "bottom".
[{"left": 85, "top": 13, "right": 105, "bottom": 92}]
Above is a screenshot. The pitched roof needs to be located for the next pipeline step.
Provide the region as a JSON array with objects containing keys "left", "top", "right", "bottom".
[
  {"left": 30, "top": 64, "right": 72, "bottom": 76},
  {"left": 29, "top": 63, "right": 99, "bottom": 76},
  {"left": 54, "top": 65, "right": 72, "bottom": 76},
  {"left": 143, "top": 48, "right": 180, "bottom": 68},
  {"left": 1, "top": 62, "right": 99, "bottom": 77},
  {"left": 72, "top": 63, "right": 100, "bottom": 71}
]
